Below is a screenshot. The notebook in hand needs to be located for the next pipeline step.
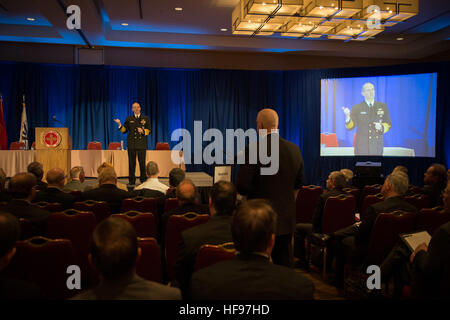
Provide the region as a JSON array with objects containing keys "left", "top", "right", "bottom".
[{"left": 400, "top": 231, "right": 432, "bottom": 252}]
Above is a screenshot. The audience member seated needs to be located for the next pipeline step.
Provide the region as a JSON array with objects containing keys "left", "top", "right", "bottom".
[
  {"left": 421, "top": 163, "right": 447, "bottom": 207},
  {"left": 294, "top": 171, "right": 347, "bottom": 266},
  {"left": 27, "top": 162, "right": 47, "bottom": 192},
  {"left": 32, "top": 168, "right": 75, "bottom": 210},
  {"left": 162, "top": 179, "right": 209, "bottom": 232},
  {"left": 333, "top": 172, "right": 417, "bottom": 288},
  {"left": 393, "top": 165, "right": 408, "bottom": 176},
  {"left": 63, "top": 166, "right": 88, "bottom": 192},
  {"left": 3, "top": 173, "right": 50, "bottom": 236},
  {"left": 340, "top": 169, "right": 354, "bottom": 188},
  {"left": 0, "top": 212, "right": 43, "bottom": 299},
  {"left": 82, "top": 167, "right": 130, "bottom": 214},
  {"left": 381, "top": 179, "right": 450, "bottom": 299},
  {"left": 175, "top": 181, "right": 236, "bottom": 294},
  {"left": 72, "top": 217, "right": 181, "bottom": 300},
  {"left": 134, "top": 161, "right": 168, "bottom": 198},
  {"left": 0, "top": 168, "right": 11, "bottom": 203},
  {"left": 166, "top": 168, "right": 185, "bottom": 199},
  {"left": 188, "top": 199, "right": 314, "bottom": 300}
]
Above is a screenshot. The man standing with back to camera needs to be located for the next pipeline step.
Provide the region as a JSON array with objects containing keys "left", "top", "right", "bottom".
[
  {"left": 114, "top": 102, "right": 151, "bottom": 186},
  {"left": 342, "top": 82, "right": 391, "bottom": 156}
]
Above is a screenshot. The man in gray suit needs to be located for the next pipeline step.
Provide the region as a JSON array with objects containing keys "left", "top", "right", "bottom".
[
  {"left": 73, "top": 217, "right": 181, "bottom": 300},
  {"left": 63, "top": 166, "right": 87, "bottom": 192}
]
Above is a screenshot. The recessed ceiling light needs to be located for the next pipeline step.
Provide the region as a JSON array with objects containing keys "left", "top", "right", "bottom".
[
  {"left": 121, "top": 23, "right": 129, "bottom": 26},
  {"left": 397, "top": 37, "right": 404, "bottom": 41},
  {"left": 220, "top": 28, "right": 228, "bottom": 32},
  {"left": 27, "top": 17, "right": 35, "bottom": 21},
  {"left": 175, "top": 7, "right": 183, "bottom": 11}
]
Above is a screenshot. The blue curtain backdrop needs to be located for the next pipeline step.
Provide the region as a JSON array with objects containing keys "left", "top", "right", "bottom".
[{"left": 0, "top": 60, "right": 449, "bottom": 187}]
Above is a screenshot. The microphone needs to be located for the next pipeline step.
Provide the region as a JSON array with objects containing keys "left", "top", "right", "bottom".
[{"left": 52, "top": 115, "right": 67, "bottom": 127}]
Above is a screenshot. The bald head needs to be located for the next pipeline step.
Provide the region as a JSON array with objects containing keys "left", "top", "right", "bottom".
[
  {"left": 46, "top": 168, "right": 66, "bottom": 188},
  {"left": 176, "top": 179, "right": 196, "bottom": 204},
  {"left": 257, "top": 108, "right": 279, "bottom": 131}
]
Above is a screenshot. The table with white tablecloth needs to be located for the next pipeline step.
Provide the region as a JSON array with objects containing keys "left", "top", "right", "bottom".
[{"left": 0, "top": 150, "right": 185, "bottom": 177}]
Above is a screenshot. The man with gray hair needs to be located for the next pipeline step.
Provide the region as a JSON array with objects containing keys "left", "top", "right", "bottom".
[
  {"left": 63, "top": 166, "right": 87, "bottom": 192},
  {"left": 32, "top": 168, "right": 75, "bottom": 209},
  {"left": 134, "top": 161, "right": 168, "bottom": 197},
  {"left": 333, "top": 172, "right": 417, "bottom": 288},
  {"left": 342, "top": 82, "right": 391, "bottom": 156},
  {"left": 82, "top": 167, "right": 130, "bottom": 214}
]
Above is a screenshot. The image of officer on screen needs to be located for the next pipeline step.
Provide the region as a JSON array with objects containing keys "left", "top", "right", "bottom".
[{"left": 342, "top": 82, "right": 391, "bottom": 156}]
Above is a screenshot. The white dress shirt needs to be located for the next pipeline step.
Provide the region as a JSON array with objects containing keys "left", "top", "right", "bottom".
[{"left": 134, "top": 178, "right": 169, "bottom": 193}]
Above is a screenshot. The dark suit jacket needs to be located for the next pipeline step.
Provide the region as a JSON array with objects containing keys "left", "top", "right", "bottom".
[
  {"left": 120, "top": 115, "right": 151, "bottom": 150},
  {"left": 0, "top": 273, "right": 43, "bottom": 299},
  {"left": 0, "top": 191, "right": 12, "bottom": 203},
  {"left": 346, "top": 101, "right": 391, "bottom": 156},
  {"left": 72, "top": 273, "right": 181, "bottom": 300},
  {"left": 175, "top": 214, "right": 233, "bottom": 293},
  {"left": 422, "top": 182, "right": 445, "bottom": 208},
  {"left": 3, "top": 199, "right": 51, "bottom": 236},
  {"left": 411, "top": 221, "right": 450, "bottom": 299},
  {"left": 32, "top": 187, "right": 76, "bottom": 209},
  {"left": 355, "top": 196, "right": 417, "bottom": 246},
  {"left": 82, "top": 184, "right": 130, "bottom": 214},
  {"left": 36, "top": 180, "right": 48, "bottom": 192},
  {"left": 312, "top": 189, "right": 348, "bottom": 233},
  {"left": 188, "top": 253, "right": 314, "bottom": 300},
  {"left": 236, "top": 133, "right": 304, "bottom": 235}
]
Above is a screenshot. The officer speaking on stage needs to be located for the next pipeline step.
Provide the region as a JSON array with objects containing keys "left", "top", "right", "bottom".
[
  {"left": 114, "top": 102, "right": 151, "bottom": 185},
  {"left": 342, "top": 82, "right": 391, "bottom": 156}
]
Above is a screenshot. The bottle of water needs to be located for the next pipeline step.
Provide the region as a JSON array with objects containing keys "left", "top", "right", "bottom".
[{"left": 120, "top": 140, "right": 124, "bottom": 150}]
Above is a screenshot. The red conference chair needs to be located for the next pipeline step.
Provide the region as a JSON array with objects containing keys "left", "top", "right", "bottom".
[
  {"left": 32, "top": 201, "right": 64, "bottom": 212},
  {"left": 360, "top": 193, "right": 384, "bottom": 220},
  {"left": 108, "top": 142, "right": 121, "bottom": 150},
  {"left": 74, "top": 200, "right": 111, "bottom": 222},
  {"left": 416, "top": 207, "right": 450, "bottom": 235},
  {"left": 10, "top": 141, "right": 25, "bottom": 150},
  {"left": 308, "top": 194, "right": 356, "bottom": 279},
  {"left": 164, "top": 196, "right": 179, "bottom": 210},
  {"left": 404, "top": 194, "right": 430, "bottom": 211},
  {"left": 136, "top": 237, "right": 163, "bottom": 283},
  {"left": 4, "top": 236, "right": 76, "bottom": 299},
  {"left": 295, "top": 185, "right": 323, "bottom": 223},
  {"left": 87, "top": 141, "right": 102, "bottom": 150},
  {"left": 69, "top": 190, "right": 82, "bottom": 201},
  {"left": 165, "top": 212, "right": 210, "bottom": 281},
  {"left": 19, "top": 218, "right": 34, "bottom": 240},
  {"left": 111, "top": 211, "right": 157, "bottom": 238},
  {"left": 320, "top": 133, "right": 338, "bottom": 147},
  {"left": 156, "top": 142, "right": 170, "bottom": 150},
  {"left": 46, "top": 209, "right": 97, "bottom": 286},
  {"left": 194, "top": 242, "right": 236, "bottom": 272}
]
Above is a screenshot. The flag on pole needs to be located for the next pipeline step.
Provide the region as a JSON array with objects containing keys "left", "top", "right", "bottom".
[
  {"left": 0, "top": 94, "right": 7, "bottom": 150},
  {"left": 19, "top": 95, "right": 28, "bottom": 149}
]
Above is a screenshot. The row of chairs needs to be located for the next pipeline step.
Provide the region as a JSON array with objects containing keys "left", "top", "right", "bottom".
[
  {"left": 295, "top": 184, "right": 428, "bottom": 224},
  {"left": 5, "top": 218, "right": 236, "bottom": 299},
  {"left": 8, "top": 141, "right": 171, "bottom": 150}
]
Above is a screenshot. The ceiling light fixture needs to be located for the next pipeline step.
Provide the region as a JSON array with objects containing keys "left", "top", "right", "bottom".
[
  {"left": 221, "top": 28, "right": 228, "bottom": 31},
  {"left": 175, "top": 7, "right": 183, "bottom": 11},
  {"left": 121, "top": 23, "right": 129, "bottom": 26},
  {"left": 231, "top": 0, "right": 419, "bottom": 41},
  {"left": 27, "top": 17, "right": 35, "bottom": 21}
]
